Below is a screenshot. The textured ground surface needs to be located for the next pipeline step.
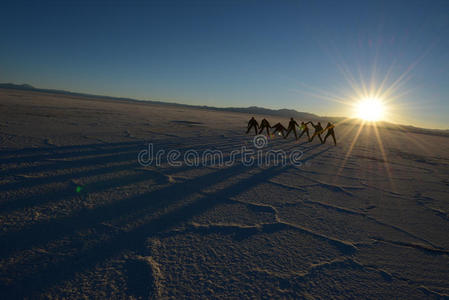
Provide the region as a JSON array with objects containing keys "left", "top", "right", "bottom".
[{"left": 1, "top": 89, "right": 449, "bottom": 299}]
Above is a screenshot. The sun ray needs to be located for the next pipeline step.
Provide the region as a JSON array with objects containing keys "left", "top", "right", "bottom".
[
  {"left": 357, "top": 61, "right": 370, "bottom": 98},
  {"left": 335, "top": 120, "right": 366, "bottom": 179},
  {"left": 386, "top": 123, "right": 432, "bottom": 156},
  {"left": 288, "top": 86, "right": 352, "bottom": 106},
  {"left": 335, "top": 61, "right": 365, "bottom": 100},
  {"left": 323, "top": 42, "right": 365, "bottom": 100},
  {"left": 300, "top": 42, "right": 437, "bottom": 189},
  {"left": 378, "top": 43, "right": 435, "bottom": 102},
  {"left": 372, "top": 123, "right": 396, "bottom": 193},
  {"left": 375, "top": 61, "right": 396, "bottom": 99},
  {"left": 334, "top": 118, "right": 364, "bottom": 142}
]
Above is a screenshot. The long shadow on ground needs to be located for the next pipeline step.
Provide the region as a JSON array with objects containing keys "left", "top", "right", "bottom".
[{"left": 0, "top": 140, "right": 330, "bottom": 298}]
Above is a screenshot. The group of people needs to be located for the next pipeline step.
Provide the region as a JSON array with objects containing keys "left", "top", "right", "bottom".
[{"left": 246, "top": 117, "right": 337, "bottom": 146}]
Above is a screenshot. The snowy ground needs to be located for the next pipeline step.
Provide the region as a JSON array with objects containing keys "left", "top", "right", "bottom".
[{"left": 1, "top": 89, "right": 449, "bottom": 299}]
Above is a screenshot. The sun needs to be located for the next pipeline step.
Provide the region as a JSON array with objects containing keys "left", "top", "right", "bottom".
[{"left": 355, "top": 97, "right": 385, "bottom": 121}]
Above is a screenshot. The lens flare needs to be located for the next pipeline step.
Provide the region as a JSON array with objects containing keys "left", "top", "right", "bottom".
[{"left": 355, "top": 97, "right": 385, "bottom": 121}]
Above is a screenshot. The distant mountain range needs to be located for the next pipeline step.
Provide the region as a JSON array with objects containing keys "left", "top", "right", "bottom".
[
  {"left": 0, "top": 82, "right": 323, "bottom": 120},
  {"left": 1, "top": 82, "right": 447, "bottom": 135},
  {"left": 0, "top": 83, "right": 35, "bottom": 90}
]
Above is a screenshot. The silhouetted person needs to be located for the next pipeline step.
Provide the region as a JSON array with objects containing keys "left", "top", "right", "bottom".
[
  {"left": 322, "top": 122, "right": 337, "bottom": 146},
  {"left": 258, "top": 118, "right": 271, "bottom": 135},
  {"left": 284, "top": 117, "right": 299, "bottom": 140},
  {"left": 309, "top": 121, "right": 324, "bottom": 143},
  {"left": 272, "top": 122, "right": 287, "bottom": 137},
  {"left": 246, "top": 117, "right": 259, "bottom": 135},
  {"left": 298, "top": 121, "right": 311, "bottom": 141}
]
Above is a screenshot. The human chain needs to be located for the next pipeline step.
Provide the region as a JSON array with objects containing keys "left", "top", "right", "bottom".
[{"left": 246, "top": 117, "right": 337, "bottom": 146}]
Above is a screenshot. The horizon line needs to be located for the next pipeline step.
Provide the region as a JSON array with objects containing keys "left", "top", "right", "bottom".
[{"left": 1, "top": 82, "right": 447, "bottom": 132}]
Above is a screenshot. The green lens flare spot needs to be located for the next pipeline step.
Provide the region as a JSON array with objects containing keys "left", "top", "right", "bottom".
[{"left": 76, "top": 186, "right": 83, "bottom": 193}]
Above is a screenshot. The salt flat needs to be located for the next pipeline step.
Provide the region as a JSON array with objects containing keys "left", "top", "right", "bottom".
[{"left": 1, "top": 89, "right": 448, "bottom": 298}]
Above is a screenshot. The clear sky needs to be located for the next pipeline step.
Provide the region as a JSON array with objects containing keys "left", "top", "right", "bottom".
[{"left": 1, "top": 0, "right": 448, "bottom": 129}]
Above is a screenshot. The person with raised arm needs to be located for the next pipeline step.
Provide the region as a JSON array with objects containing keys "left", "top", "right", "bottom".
[
  {"left": 271, "top": 122, "right": 287, "bottom": 137},
  {"left": 309, "top": 121, "right": 324, "bottom": 143},
  {"left": 322, "top": 122, "right": 337, "bottom": 146},
  {"left": 246, "top": 116, "right": 259, "bottom": 135},
  {"left": 284, "top": 117, "right": 299, "bottom": 140},
  {"left": 258, "top": 118, "right": 272, "bottom": 136},
  {"left": 298, "top": 121, "right": 311, "bottom": 141}
]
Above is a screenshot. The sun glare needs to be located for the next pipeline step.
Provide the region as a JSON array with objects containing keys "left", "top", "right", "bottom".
[{"left": 355, "top": 97, "right": 385, "bottom": 121}]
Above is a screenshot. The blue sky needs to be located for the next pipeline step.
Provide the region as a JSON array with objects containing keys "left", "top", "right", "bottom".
[{"left": 1, "top": 0, "right": 448, "bottom": 129}]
